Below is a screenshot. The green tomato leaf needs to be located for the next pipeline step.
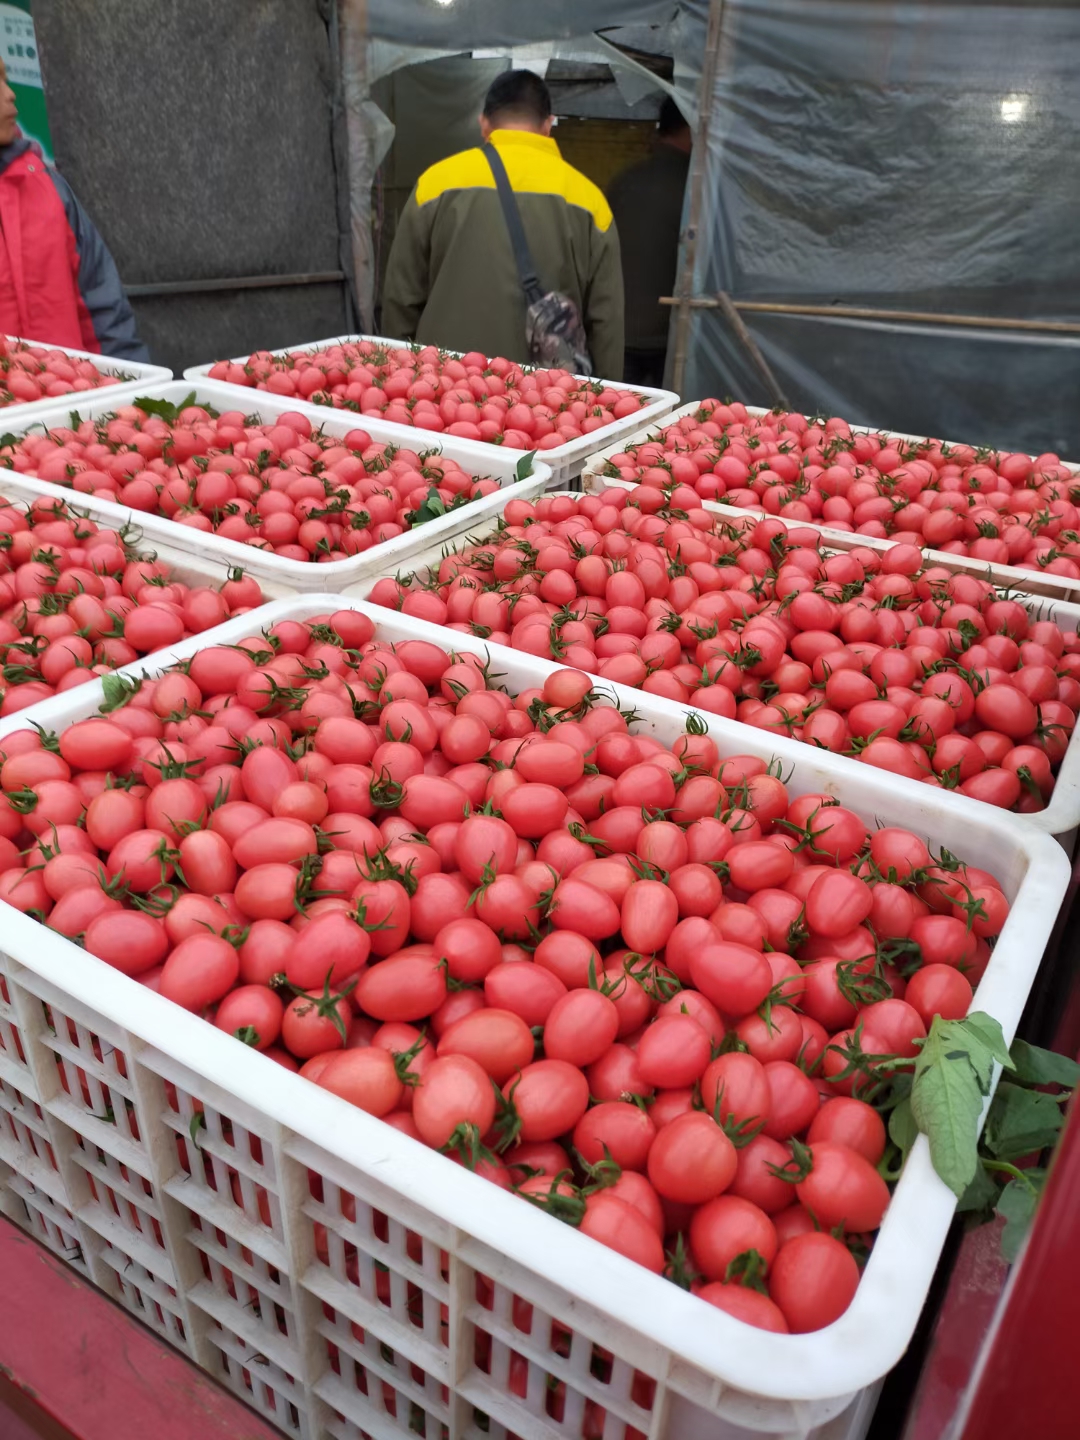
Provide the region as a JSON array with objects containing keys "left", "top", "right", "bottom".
[
  {"left": 188, "top": 1111, "right": 206, "bottom": 1149},
  {"left": 514, "top": 449, "right": 537, "bottom": 482},
  {"left": 911, "top": 1045, "right": 985, "bottom": 1197},
  {"left": 100, "top": 673, "right": 142, "bottom": 714},
  {"left": 996, "top": 1172, "right": 1045, "bottom": 1264},
  {"left": 983, "top": 1082, "right": 1065, "bottom": 1161},
  {"left": 959, "top": 1012, "right": 1014, "bottom": 1075},
  {"left": 888, "top": 1096, "right": 919, "bottom": 1158},
  {"left": 910, "top": 1011, "right": 1014, "bottom": 1199},
  {"left": 131, "top": 390, "right": 206, "bottom": 424},
  {"left": 1009, "top": 1038, "right": 1080, "bottom": 1090},
  {"left": 406, "top": 486, "right": 448, "bottom": 529},
  {"left": 956, "top": 1162, "right": 1001, "bottom": 1216},
  {"left": 0, "top": 432, "right": 18, "bottom": 449}
]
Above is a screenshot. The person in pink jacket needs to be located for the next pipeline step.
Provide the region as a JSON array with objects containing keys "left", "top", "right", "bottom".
[{"left": 0, "top": 56, "right": 146, "bottom": 359}]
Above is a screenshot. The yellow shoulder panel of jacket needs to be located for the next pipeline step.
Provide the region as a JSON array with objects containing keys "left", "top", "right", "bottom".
[{"left": 414, "top": 143, "right": 613, "bottom": 233}]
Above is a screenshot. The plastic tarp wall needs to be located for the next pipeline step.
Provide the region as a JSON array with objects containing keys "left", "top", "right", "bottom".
[
  {"left": 33, "top": 0, "right": 354, "bottom": 376},
  {"left": 684, "top": 0, "right": 1080, "bottom": 456},
  {"left": 363, "top": 1, "right": 678, "bottom": 48}
]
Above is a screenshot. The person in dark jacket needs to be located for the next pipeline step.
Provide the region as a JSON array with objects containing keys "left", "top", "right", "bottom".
[
  {"left": 0, "top": 58, "right": 147, "bottom": 360},
  {"left": 382, "top": 70, "right": 624, "bottom": 381},
  {"left": 607, "top": 97, "right": 692, "bottom": 389}
]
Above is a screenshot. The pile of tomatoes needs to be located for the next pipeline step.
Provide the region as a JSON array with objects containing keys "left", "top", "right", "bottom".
[
  {"left": 0, "top": 609, "right": 1011, "bottom": 1343},
  {"left": 371, "top": 490, "right": 1078, "bottom": 813},
  {"left": 0, "top": 403, "right": 503, "bottom": 561},
  {"left": 205, "top": 340, "right": 648, "bottom": 449},
  {"left": 0, "top": 337, "right": 131, "bottom": 407},
  {"left": 598, "top": 401, "right": 1080, "bottom": 579},
  {"left": 0, "top": 491, "right": 264, "bottom": 716}
]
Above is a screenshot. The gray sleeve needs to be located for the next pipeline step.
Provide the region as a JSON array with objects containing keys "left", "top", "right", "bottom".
[{"left": 49, "top": 168, "right": 150, "bottom": 362}]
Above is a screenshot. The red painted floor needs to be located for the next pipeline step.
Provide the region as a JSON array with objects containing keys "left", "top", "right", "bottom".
[
  {"left": 0, "top": 1407, "right": 43, "bottom": 1440},
  {"left": 0, "top": 1220, "right": 279, "bottom": 1440}
]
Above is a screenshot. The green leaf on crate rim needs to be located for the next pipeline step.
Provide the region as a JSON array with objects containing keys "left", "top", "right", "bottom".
[
  {"left": 1009, "top": 1038, "right": 1080, "bottom": 1090},
  {"left": 100, "top": 673, "right": 142, "bottom": 714},
  {"left": 996, "top": 1172, "right": 1045, "bottom": 1263},
  {"left": 961, "top": 1012, "right": 1015, "bottom": 1073},
  {"left": 0, "top": 432, "right": 17, "bottom": 450},
  {"left": 131, "top": 390, "right": 199, "bottom": 424},
  {"left": 515, "top": 449, "right": 537, "bottom": 482},
  {"left": 983, "top": 1083, "right": 1065, "bottom": 1161},
  {"left": 407, "top": 486, "right": 448, "bottom": 528},
  {"left": 910, "top": 1011, "right": 1013, "bottom": 1199}
]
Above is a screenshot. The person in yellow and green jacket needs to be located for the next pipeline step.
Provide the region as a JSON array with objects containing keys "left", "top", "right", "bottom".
[{"left": 381, "top": 70, "right": 625, "bottom": 381}]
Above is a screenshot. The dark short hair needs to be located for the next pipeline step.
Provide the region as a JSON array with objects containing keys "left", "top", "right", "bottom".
[
  {"left": 483, "top": 69, "right": 552, "bottom": 125},
  {"left": 658, "top": 95, "right": 689, "bottom": 136}
]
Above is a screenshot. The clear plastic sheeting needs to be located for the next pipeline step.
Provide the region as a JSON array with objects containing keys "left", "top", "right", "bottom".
[
  {"left": 364, "top": 0, "right": 677, "bottom": 48},
  {"left": 683, "top": 0, "right": 1080, "bottom": 454},
  {"left": 686, "top": 312, "right": 1080, "bottom": 457}
]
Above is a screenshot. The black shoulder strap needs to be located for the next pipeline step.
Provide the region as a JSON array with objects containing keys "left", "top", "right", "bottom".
[{"left": 483, "top": 142, "right": 544, "bottom": 306}]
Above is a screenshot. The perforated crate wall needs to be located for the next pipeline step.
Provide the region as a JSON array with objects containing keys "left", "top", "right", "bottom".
[{"left": 0, "top": 922, "right": 872, "bottom": 1440}]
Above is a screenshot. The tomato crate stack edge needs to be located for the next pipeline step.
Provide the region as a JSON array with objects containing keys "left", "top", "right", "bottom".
[
  {"left": 581, "top": 401, "right": 1080, "bottom": 607},
  {"left": 0, "top": 594, "right": 1068, "bottom": 1440},
  {"left": 0, "top": 334, "right": 171, "bottom": 424},
  {"left": 0, "top": 380, "right": 553, "bottom": 596},
  {"left": 361, "top": 487, "right": 1080, "bottom": 849},
  {"left": 183, "top": 334, "right": 680, "bottom": 488}
]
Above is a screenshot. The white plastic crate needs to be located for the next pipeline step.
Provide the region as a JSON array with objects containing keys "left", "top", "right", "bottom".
[
  {"left": 0, "top": 470, "right": 304, "bottom": 604},
  {"left": 581, "top": 401, "right": 1080, "bottom": 606},
  {"left": 0, "top": 334, "right": 172, "bottom": 425},
  {"left": 0, "top": 380, "right": 551, "bottom": 595},
  {"left": 0, "top": 596, "right": 1069, "bottom": 1440},
  {"left": 183, "top": 333, "right": 680, "bottom": 486},
  {"left": 360, "top": 492, "right": 1080, "bottom": 848}
]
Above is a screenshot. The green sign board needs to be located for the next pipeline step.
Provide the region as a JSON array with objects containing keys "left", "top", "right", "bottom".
[{"left": 0, "top": 1, "right": 50, "bottom": 161}]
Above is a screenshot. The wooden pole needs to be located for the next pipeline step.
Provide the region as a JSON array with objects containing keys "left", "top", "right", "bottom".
[
  {"left": 661, "top": 296, "right": 1080, "bottom": 338},
  {"left": 714, "top": 291, "right": 791, "bottom": 408},
  {"left": 339, "top": 0, "right": 373, "bottom": 327},
  {"left": 668, "top": 0, "right": 728, "bottom": 397}
]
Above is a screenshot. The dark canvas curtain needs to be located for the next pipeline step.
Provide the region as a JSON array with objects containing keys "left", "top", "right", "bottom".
[{"left": 34, "top": 0, "right": 354, "bottom": 375}]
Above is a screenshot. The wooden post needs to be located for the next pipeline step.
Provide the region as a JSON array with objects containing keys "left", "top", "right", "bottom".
[
  {"left": 665, "top": 296, "right": 1080, "bottom": 338},
  {"left": 338, "top": 0, "right": 374, "bottom": 327},
  {"left": 669, "top": 0, "right": 728, "bottom": 397},
  {"left": 715, "top": 291, "right": 791, "bottom": 407}
]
